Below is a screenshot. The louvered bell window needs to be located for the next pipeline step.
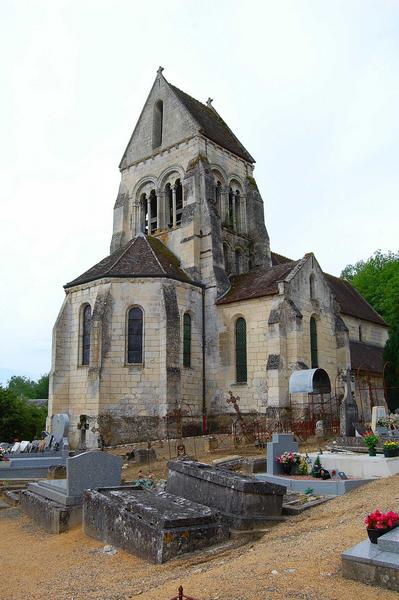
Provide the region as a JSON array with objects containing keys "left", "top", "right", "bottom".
[
  {"left": 82, "top": 304, "right": 91, "bottom": 366},
  {"left": 128, "top": 307, "right": 143, "bottom": 364},
  {"left": 235, "top": 317, "right": 247, "bottom": 383},
  {"left": 183, "top": 313, "right": 191, "bottom": 368}
]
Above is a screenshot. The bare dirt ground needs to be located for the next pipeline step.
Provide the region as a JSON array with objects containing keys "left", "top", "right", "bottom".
[{"left": 1, "top": 443, "right": 399, "bottom": 600}]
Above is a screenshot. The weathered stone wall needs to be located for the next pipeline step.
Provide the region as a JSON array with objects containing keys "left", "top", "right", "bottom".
[
  {"left": 49, "top": 277, "right": 203, "bottom": 447},
  {"left": 343, "top": 314, "right": 388, "bottom": 347}
]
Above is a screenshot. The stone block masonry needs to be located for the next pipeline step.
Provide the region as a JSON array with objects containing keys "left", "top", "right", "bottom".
[
  {"left": 167, "top": 459, "right": 286, "bottom": 529},
  {"left": 83, "top": 487, "right": 229, "bottom": 563}
]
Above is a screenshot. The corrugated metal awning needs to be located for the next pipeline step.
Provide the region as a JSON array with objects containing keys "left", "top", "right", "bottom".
[{"left": 289, "top": 368, "right": 331, "bottom": 394}]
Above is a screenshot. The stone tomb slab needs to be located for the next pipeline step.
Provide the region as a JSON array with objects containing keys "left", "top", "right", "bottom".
[
  {"left": 21, "top": 451, "right": 123, "bottom": 533},
  {"left": 166, "top": 460, "right": 286, "bottom": 529},
  {"left": 342, "top": 538, "right": 399, "bottom": 592},
  {"left": 83, "top": 487, "right": 229, "bottom": 563}
]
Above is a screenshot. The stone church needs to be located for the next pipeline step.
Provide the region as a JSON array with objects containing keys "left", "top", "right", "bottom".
[{"left": 48, "top": 68, "right": 388, "bottom": 448}]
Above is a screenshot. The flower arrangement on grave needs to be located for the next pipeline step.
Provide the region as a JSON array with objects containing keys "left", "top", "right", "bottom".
[
  {"left": 363, "top": 433, "right": 379, "bottom": 456},
  {"left": 297, "top": 457, "right": 309, "bottom": 476},
  {"left": 0, "top": 447, "right": 9, "bottom": 462},
  {"left": 311, "top": 454, "right": 323, "bottom": 478},
  {"left": 364, "top": 509, "right": 399, "bottom": 544},
  {"left": 276, "top": 451, "right": 301, "bottom": 475},
  {"left": 383, "top": 441, "right": 399, "bottom": 458},
  {"left": 377, "top": 415, "right": 399, "bottom": 429}
]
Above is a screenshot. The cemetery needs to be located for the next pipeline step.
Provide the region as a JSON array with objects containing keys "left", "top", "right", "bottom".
[{"left": 1, "top": 404, "right": 399, "bottom": 596}]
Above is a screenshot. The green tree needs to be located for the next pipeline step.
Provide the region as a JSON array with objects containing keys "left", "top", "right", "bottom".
[
  {"left": 384, "top": 302, "right": 399, "bottom": 411},
  {"left": 6, "top": 374, "right": 49, "bottom": 400},
  {"left": 341, "top": 250, "right": 399, "bottom": 411},
  {"left": 0, "top": 386, "right": 47, "bottom": 442},
  {"left": 341, "top": 250, "right": 399, "bottom": 329}
]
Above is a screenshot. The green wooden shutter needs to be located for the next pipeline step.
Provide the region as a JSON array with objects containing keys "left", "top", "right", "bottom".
[
  {"left": 235, "top": 318, "right": 247, "bottom": 383},
  {"left": 183, "top": 313, "right": 191, "bottom": 368},
  {"left": 310, "top": 317, "right": 318, "bottom": 368}
]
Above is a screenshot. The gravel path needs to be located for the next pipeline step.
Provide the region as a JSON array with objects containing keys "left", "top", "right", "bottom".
[{"left": 1, "top": 473, "right": 399, "bottom": 599}]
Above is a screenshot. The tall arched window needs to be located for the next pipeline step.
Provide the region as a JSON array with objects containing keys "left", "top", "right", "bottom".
[
  {"left": 235, "top": 317, "right": 247, "bottom": 383},
  {"left": 152, "top": 100, "right": 163, "bottom": 149},
  {"left": 359, "top": 324, "right": 362, "bottom": 342},
  {"left": 235, "top": 249, "right": 242, "bottom": 275},
  {"left": 235, "top": 190, "right": 240, "bottom": 231},
  {"left": 223, "top": 243, "right": 230, "bottom": 274},
  {"left": 310, "top": 316, "right": 318, "bottom": 368},
  {"left": 228, "top": 188, "right": 234, "bottom": 227},
  {"left": 175, "top": 179, "right": 183, "bottom": 226},
  {"left": 149, "top": 190, "right": 158, "bottom": 233},
  {"left": 183, "top": 313, "right": 191, "bottom": 368},
  {"left": 127, "top": 307, "right": 143, "bottom": 364},
  {"left": 215, "top": 181, "right": 222, "bottom": 215},
  {"left": 82, "top": 304, "right": 91, "bottom": 366},
  {"left": 309, "top": 274, "right": 315, "bottom": 299}
]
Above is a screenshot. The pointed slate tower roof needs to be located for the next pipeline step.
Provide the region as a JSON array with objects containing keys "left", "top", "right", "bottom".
[
  {"left": 169, "top": 84, "right": 255, "bottom": 163},
  {"left": 64, "top": 234, "right": 196, "bottom": 289},
  {"left": 119, "top": 68, "right": 255, "bottom": 169}
]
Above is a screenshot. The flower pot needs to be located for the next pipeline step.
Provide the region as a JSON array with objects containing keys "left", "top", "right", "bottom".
[
  {"left": 384, "top": 448, "right": 396, "bottom": 458},
  {"left": 368, "top": 448, "right": 377, "bottom": 457},
  {"left": 367, "top": 527, "right": 394, "bottom": 544},
  {"left": 281, "top": 463, "right": 292, "bottom": 475}
]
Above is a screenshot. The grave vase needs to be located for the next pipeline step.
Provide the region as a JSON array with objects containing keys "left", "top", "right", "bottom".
[
  {"left": 368, "top": 448, "right": 377, "bottom": 457},
  {"left": 281, "top": 463, "right": 292, "bottom": 475}
]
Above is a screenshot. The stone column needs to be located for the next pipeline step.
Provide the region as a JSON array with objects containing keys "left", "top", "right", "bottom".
[
  {"left": 146, "top": 194, "right": 151, "bottom": 234},
  {"left": 172, "top": 185, "right": 177, "bottom": 229},
  {"left": 157, "top": 189, "right": 164, "bottom": 230}
]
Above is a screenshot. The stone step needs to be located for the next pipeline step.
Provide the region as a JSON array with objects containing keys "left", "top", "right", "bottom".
[
  {"left": 378, "top": 527, "right": 399, "bottom": 554},
  {"left": 3, "top": 490, "right": 22, "bottom": 506}
]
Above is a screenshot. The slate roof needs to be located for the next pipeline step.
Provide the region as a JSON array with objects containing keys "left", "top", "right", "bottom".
[
  {"left": 170, "top": 84, "right": 255, "bottom": 163},
  {"left": 350, "top": 340, "right": 385, "bottom": 374},
  {"left": 216, "top": 261, "right": 298, "bottom": 305},
  {"left": 324, "top": 273, "right": 387, "bottom": 326},
  {"left": 271, "top": 251, "right": 293, "bottom": 266},
  {"left": 64, "top": 234, "right": 195, "bottom": 289}
]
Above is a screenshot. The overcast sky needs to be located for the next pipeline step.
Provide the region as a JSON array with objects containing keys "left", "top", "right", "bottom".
[{"left": 1, "top": 0, "right": 398, "bottom": 384}]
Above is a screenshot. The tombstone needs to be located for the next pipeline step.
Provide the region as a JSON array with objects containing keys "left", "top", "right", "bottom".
[
  {"left": 371, "top": 406, "right": 387, "bottom": 433},
  {"left": 167, "top": 459, "right": 286, "bottom": 529},
  {"left": 51, "top": 413, "right": 69, "bottom": 449},
  {"left": 266, "top": 433, "right": 299, "bottom": 475},
  {"left": 315, "top": 420, "right": 325, "bottom": 438},
  {"left": 134, "top": 447, "right": 156, "bottom": 464},
  {"left": 10, "top": 442, "right": 21, "bottom": 453},
  {"left": 83, "top": 487, "right": 229, "bottom": 563},
  {"left": 19, "top": 441, "right": 30, "bottom": 452},
  {"left": 20, "top": 451, "right": 123, "bottom": 533}
]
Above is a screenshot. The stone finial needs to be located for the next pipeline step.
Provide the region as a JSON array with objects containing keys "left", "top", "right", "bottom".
[
  {"left": 157, "top": 66, "right": 164, "bottom": 76},
  {"left": 206, "top": 97, "right": 213, "bottom": 107}
]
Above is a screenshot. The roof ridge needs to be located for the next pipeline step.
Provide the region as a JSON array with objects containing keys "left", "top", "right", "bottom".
[
  {"left": 103, "top": 238, "right": 137, "bottom": 276},
  {"left": 145, "top": 236, "right": 166, "bottom": 274}
]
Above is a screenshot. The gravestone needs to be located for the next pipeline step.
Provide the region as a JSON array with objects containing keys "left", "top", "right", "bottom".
[
  {"left": 21, "top": 451, "right": 123, "bottom": 533},
  {"left": 167, "top": 459, "right": 286, "bottom": 528},
  {"left": 51, "top": 413, "right": 69, "bottom": 449},
  {"left": 83, "top": 487, "right": 229, "bottom": 563},
  {"left": 134, "top": 447, "right": 156, "bottom": 464},
  {"left": 315, "top": 420, "right": 325, "bottom": 438},
  {"left": 266, "top": 433, "right": 299, "bottom": 475},
  {"left": 371, "top": 406, "right": 386, "bottom": 433}
]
